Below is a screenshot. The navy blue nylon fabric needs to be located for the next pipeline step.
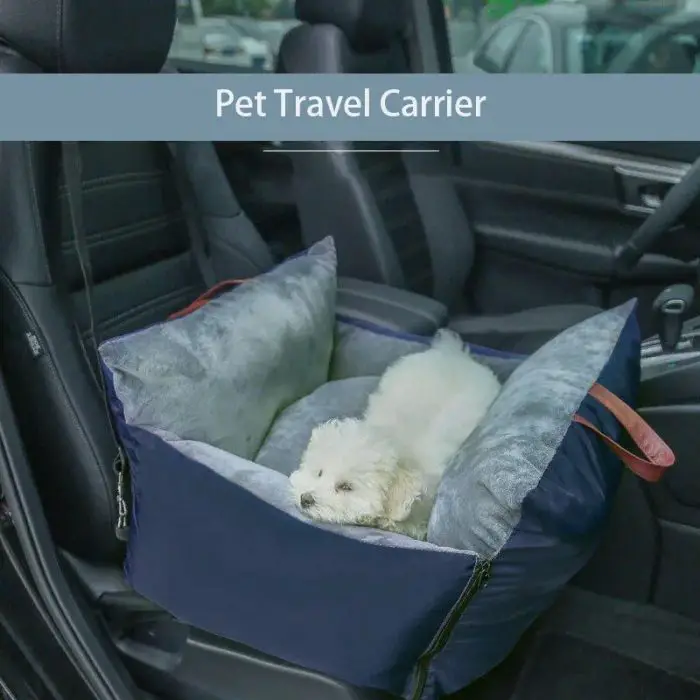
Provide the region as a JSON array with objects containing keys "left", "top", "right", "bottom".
[
  {"left": 424, "top": 311, "right": 641, "bottom": 698},
  {"left": 101, "top": 307, "right": 641, "bottom": 699},
  {"left": 106, "top": 399, "right": 475, "bottom": 694}
]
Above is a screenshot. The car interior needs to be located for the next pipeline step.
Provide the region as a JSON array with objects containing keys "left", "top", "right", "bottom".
[{"left": 1, "top": 1, "right": 700, "bottom": 699}]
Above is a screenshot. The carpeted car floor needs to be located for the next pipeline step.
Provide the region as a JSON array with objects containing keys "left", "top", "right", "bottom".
[
  {"left": 451, "top": 588, "right": 700, "bottom": 700},
  {"left": 510, "top": 632, "right": 700, "bottom": 700}
]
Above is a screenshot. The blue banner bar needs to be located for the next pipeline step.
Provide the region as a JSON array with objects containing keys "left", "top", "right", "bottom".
[{"left": 0, "top": 73, "right": 695, "bottom": 141}]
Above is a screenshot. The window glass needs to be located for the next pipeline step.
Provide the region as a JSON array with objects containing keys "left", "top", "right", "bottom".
[
  {"left": 507, "top": 23, "right": 549, "bottom": 72},
  {"left": 445, "top": 0, "right": 700, "bottom": 74},
  {"left": 169, "top": 0, "right": 300, "bottom": 72},
  {"left": 624, "top": 29, "right": 700, "bottom": 72},
  {"left": 175, "top": 0, "right": 195, "bottom": 24},
  {"left": 469, "top": 20, "right": 526, "bottom": 72}
]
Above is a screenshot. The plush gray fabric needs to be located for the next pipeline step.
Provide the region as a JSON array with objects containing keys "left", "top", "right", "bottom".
[
  {"left": 256, "top": 377, "right": 380, "bottom": 475},
  {"left": 331, "top": 322, "right": 520, "bottom": 383},
  {"left": 331, "top": 324, "right": 427, "bottom": 380},
  {"left": 428, "top": 300, "right": 637, "bottom": 557},
  {"left": 101, "top": 250, "right": 635, "bottom": 560},
  {"left": 100, "top": 237, "right": 337, "bottom": 460}
]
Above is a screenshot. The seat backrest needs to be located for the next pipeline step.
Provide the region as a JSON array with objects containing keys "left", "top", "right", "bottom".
[
  {"left": 278, "top": 0, "right": 474, "bottom": 308},
  {"left": 0, "top": 0, "right": 274, "bottom": 563}
]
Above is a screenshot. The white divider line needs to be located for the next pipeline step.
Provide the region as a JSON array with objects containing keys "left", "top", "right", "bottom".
[{"left": 264, "top": 148, "right": 441, "bottom": 153}]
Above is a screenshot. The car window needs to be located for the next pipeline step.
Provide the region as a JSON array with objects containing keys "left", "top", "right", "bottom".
[
  {"left": 615, "top": 25, "right": 700, "bottom": 72},
  {"left": 677, "top": 32, "right": 700, "bottom": 71},
  {"left": 445, "top": 0, "right": 700, "bottom": 74},
  {"left": 168, "top": 0, "right": 300, "bottom": 73},
  {"left": 507, "top": 22, "right": 550, "bottom": 73},
  {"left": 175, "top": 0, "right": 195, "bottom": 25},
  {"left": 470, "top": 20, "right": 527, "bottom": 72},
  {"left": 567, "top": 21, "right": 700, "bottom": 73}
]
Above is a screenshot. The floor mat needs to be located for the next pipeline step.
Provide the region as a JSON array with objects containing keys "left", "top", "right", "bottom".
[{"left": 511, "top": 633, "right": 700, "bottom": 700}]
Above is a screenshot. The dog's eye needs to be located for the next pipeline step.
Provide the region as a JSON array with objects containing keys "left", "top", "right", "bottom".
[
  {"left": 317, "top": 470, "right": 323, "bottom": 477},
  {"left": 336, "top": 482, "right": 353, "bottom": 492}
]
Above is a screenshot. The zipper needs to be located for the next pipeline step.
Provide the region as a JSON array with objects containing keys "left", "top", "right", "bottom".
[
  {"left": 409, "top": 558, "right": 492, "bottom": 700},
  {"left": 114, "top": 448, "right": 130, "bottom": 541}
]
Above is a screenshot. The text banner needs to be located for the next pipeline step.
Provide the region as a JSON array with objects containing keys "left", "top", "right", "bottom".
[{"left": 0, "top": 74, "right": 695, "bottom": 141}]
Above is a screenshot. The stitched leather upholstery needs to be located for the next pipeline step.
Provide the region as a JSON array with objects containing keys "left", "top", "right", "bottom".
[{"left": 278, "top": 0, "right": 602, "bottom": 351}]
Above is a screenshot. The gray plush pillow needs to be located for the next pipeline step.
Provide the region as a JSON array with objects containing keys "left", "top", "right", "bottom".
[
  {"left": 256, "top": 376, "right": 380, "bottom": 475},
  {"left": 428, "top": 300, "right": 638, "bottom": 556},
  {"left": 99, "top": 237, "right": 337, "bottom": 460}
]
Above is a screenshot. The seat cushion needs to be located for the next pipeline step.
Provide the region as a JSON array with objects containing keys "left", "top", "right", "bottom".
[
  {"left": 256, "top": 376, "right": 380, "bottom": 476},
  {"left": 102, "top": 290, "right": 646, "bottom": 699},
  {"left": 449, "top": 304, "right": 602, "bottom": 354},
  {"left": 100, "top": 237, "right": 337, "bottom": 461}
]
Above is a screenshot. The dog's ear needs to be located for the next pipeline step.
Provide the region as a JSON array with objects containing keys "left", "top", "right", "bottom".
[{"left": 383, "top": 467, "right": 423, "bottom": 523}]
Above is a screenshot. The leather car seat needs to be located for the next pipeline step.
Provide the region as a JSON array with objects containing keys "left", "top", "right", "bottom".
[
  {"left": 0, "top": 3, "right": 404, "bottom": 699},
  {"left": 278, "top": 0, "right": 602, "bottom": 352},
  {"left": 0, "top": 0, "right": 455, "bottom": 566},
  {"left": 0, "top": 0, "right": 278, "bottom": 563}
]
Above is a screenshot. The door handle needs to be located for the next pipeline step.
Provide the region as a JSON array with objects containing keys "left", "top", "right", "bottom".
[
  {"left": 615, "top": 165, "right": 681, "bottom": 215},
  {"left": 638, "top": 183, "right": 672, "bottom": 210}
]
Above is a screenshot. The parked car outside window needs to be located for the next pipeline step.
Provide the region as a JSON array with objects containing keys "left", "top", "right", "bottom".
[{"left": 447, "top": 0, "right": 700, "bottom": 74}]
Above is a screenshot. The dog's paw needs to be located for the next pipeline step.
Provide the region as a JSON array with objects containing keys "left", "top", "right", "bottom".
[
  {"left": 378, "top": 518, "right": 429, "bottom": 542},
  {"left": 398, "top": 521, "right": 428, "bottom": 541},
  {"left": 353, "top": 516, "right": 428, "bottom": 542},
  {"left": 355, "top": 515, "right": 382, "bottom": 529},
  {"left": 412, "top": 523, "right": 429, "bottom": 542}
]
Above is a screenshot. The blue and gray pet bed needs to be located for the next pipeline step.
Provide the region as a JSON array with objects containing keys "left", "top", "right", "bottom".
[{"left": 99, "top": 237, "right": 652, "bottom": 699}]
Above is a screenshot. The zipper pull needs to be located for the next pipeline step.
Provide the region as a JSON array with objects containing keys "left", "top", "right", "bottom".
[
  {"left": 114, "top": 448, "right": 130, "bottom": 542},
  {"left": 478, "top": 559, "right": 492, "bottom": 588}
]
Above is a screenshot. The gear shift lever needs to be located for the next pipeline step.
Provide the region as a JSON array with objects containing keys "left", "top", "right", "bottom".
[{"left": 652, "top": 284, "right": 695, "bottom": 352}]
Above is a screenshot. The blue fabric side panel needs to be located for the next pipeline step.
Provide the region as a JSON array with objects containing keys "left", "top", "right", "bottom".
[
  {"left": 423, "top": 536, "right": 600, "bottom": 698},
  {"left": 426, "top": 311, "right": 641, "bottom": 696},
  {"left": 122, "top": 425, "right": 475, "bottom": 695},
  {"left": 335, "top": 315, "right": 527, "bottom": 360}
]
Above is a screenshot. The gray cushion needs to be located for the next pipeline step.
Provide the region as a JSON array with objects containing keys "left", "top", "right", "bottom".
[
  {"left": 429, "top": 300, "right": 637, "bottom": 556},
  {"left": 331, "top": 320, "right": 519, "bottom": 383},
  {"left": 256, "top": 376, "right": 380, "bottom": 475},
  {"left": 99, "top": 237, "right": 337, "bottom": 460}
]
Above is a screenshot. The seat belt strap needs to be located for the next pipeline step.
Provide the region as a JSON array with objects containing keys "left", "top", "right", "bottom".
[
  {"left": 61, "top": 141, "right": 130, "bottom": 542},
  {"left": 166, "top": 142, "right": 217, "bottom": 289}
]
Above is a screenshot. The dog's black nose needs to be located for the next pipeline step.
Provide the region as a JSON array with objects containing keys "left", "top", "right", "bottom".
[{"left": 300, "top": 493, "right": 315, "bottom": 509}]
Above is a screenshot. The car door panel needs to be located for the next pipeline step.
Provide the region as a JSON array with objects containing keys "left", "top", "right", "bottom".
[
  {"left": 448, "top": 137, "right": 700, "bottom": 620},
  {"left": 582, "top": 141, "right": 700, "bottom": 162},
  {"left": 452, "top": 141, "right": 700, "bottom": 333}
]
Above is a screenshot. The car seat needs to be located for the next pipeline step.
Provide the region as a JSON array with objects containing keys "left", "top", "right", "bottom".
[
  {"left": 277, "top": 0, "right": 602, "bottom": 353},
  {"left": 0, "top": 1, "right": 401, "bottom": 698}
]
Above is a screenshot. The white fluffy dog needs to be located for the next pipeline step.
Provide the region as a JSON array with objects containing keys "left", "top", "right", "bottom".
[{"left": 289, "top": 329, "right": 501, "bottom": 540}]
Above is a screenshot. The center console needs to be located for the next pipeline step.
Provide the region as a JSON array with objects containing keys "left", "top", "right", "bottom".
[
  {"left": 638, "top": 283, "right": 700, "bottom": 514},
  {"left": 641, "top": 322, "right": 700, "bottom": 382},
  {"left": 640, "top": 284, "right": 700, "bottom": 397},
  {"left": 641, "top": 324, "right": 700, "bottom": 413}
]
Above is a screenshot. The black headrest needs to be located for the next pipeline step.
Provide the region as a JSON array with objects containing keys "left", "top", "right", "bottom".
[
  {"left": 295, "top": 0, "right": 410, "bottom": 51},
  {"left": 0, "top": 0, "right": 175, "bottom": 73}
]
